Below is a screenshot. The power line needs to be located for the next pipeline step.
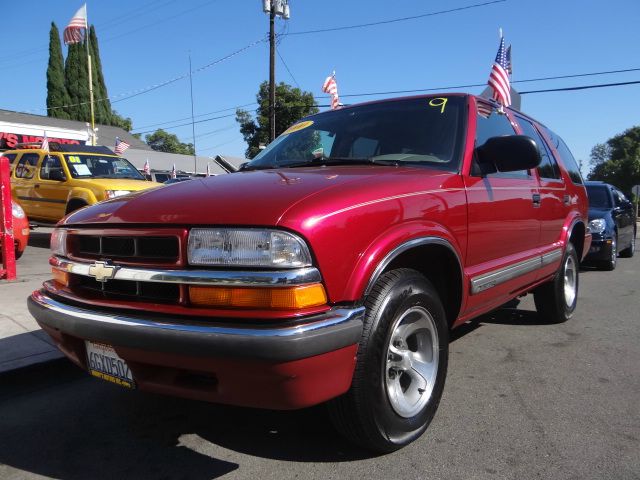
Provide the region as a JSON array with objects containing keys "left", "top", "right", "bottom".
[
  {"left": 284, "top": 0, "right": 506, "bottom": 36},
  {"left": 519, "top": 80, "right": 640, "bottom": 95},
  {"left": 132, "top": 102, "right": 257, "bottom": 131}
]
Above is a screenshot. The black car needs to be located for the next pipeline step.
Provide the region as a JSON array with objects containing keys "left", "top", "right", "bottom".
[{"left": 584, "top": 181, "right": 636, "bottom": 270}]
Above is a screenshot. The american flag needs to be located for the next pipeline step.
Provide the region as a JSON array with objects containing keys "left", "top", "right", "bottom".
[
  {"left": 143, "top": 159, "right": 150, "bottom": 176},
  {"left": 322, "top": 72, "right": 340, "bottom": 110},
  {"left": 114, "top": 137, "right": 130, "bottom": 155},
  {"left": 63, "top": 4, "right": 87, "bottom": 45},
  {"left": 41, "top": 132, "right": 50, "bottom": 153},
  {"left": 477, "top": 101, "right": 493, "bottom": 118},
  {"left": 488, "top": 36, "right": 511, "bottom": 108},
  {"left": 171, "top": 164, "right": 177, "bottom": 179}
]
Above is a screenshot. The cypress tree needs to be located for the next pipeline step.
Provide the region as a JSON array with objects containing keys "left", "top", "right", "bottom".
[
  {"left": 46, "top": 22, "right": 71, "bottom": 119},
  {"left": 89, "top": 25, "right": 112, "bottom": 125},
  {"left": 64, "top": 41, "right": 90, "bottom": 122}
]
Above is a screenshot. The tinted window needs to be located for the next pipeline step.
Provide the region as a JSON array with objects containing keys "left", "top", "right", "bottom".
[
  {"left": 541, "top": 127, "right": 583, "bottom": 184},
  {"left": 2, "top": 153, "right": 17, "bottom": 165},
  {"left": 249, "top": 96, "right": 466, "bottom": 172},
  {"left": 516, "top": 116, "right": 561, "bottom": 180},
  {"left": 474, "top": 104, "right": 526, "bottom": 177},
  {"left": 586, "top": 185, "right": 612, "bottom": 208},
  {"left": 40, "top": 156, "right": 64, "bottom": 180},
  {"left": 14, "top": 153, "right": 40, "bottom": 179}
]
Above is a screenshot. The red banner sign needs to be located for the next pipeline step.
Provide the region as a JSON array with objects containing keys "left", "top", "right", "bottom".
[{"left": 0, "top": 132, "right": 84, "bottom": 150}]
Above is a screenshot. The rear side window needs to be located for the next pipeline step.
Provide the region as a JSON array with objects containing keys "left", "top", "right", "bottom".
[
  {"left": 14, "top": 153, "right": 40, "bottom": 179},
  {"left": 516, "top": 116, "right": 561, "bottom": 180},
  {"left": 541, "top": 127, "right": 583, "bottom": 184}
]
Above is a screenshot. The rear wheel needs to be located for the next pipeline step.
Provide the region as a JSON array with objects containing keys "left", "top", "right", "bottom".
[
  {"left": 534, "top": 242, "right": 579, "bottom": 324},
  {"left": 65, "top": 200, "right": 87, "bottom": 215},
  {"left": 328, "top": 268, "right": 448, "bottom": 453}
]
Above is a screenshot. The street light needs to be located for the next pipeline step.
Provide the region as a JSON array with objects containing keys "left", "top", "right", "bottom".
[{"left": 262, "top": 0, "right": 290, "bottom": 142}]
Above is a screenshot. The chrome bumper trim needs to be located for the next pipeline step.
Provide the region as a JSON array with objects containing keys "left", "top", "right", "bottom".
[
  {"left": 29, "top": 290, "right": 365, "bottom": 361},
  {"left": 51, "top": 256, "right": 322, "bottom": 287}
]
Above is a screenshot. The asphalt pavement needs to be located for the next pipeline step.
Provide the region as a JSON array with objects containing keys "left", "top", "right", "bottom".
[{"left": 0, "top": 234, "right": 638, "bottom": 479}]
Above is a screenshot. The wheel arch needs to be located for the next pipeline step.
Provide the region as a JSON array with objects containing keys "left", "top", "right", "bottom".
[{"left": 363, "top": 237, "right": 464, "bottom": 327}]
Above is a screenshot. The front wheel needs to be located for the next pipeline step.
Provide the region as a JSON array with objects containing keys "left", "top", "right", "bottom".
[
  {"left": 599, "top": 234, "right": 617, "bottom": 271},
  {"left": 534, "top": 243, "right": 579, "bottom": 323},
  {"left": 328, "top": 268, "right": 448, "bottom": 453}
]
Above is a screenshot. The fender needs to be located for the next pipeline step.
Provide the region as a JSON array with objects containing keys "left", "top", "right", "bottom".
[
  {"left": 343, "top": 220, "right": 465, "bottom": 303},
  {"left": 560, "top": 213, "right": 590, "bottom": 260},
  {"left": 66, "top": 187, "right": 99, "bottom": 207}
]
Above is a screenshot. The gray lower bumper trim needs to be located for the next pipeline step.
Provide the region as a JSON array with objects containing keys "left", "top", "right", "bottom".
[{"left": 28, "top": 290, "right": 364, "bottom": 362}]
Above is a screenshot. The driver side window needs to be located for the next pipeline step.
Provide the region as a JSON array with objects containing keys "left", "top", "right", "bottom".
[{"left": 40, "top": 156, "right": 64, "bottom": 180}]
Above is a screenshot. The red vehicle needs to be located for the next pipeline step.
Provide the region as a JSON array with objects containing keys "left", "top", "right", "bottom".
[
  {"left": 0, "top": 199, "right": 29, "bottom": 260},
  {"left": 29, "top": 94, "right": 590, "bottom": 452}
]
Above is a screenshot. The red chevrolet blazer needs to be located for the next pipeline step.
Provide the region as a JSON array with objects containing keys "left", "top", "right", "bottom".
[{"left": 29, "top": 94, "right": 590, "bottom": 452}]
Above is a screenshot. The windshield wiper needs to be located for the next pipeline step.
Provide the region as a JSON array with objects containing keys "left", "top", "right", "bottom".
[{"left": 283, "top": 157, "right": 399, "bottom": 168}]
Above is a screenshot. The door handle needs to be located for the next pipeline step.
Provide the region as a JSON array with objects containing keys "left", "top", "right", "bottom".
[
  {"left": 532, "top": 193, "right": 541, "bottom": 208},
  {"left": 34, "top": 184, "right": 40, "bottom": 189}
]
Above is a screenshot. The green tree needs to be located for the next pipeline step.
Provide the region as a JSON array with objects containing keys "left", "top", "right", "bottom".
[
  {"left": 64, "top": 41, "right": 90, "bottom": 121},
  {"left": 145, "top": 129, "right": 195, "bottom": 155},
  {"left": 46, "top": 22, "right": 71, "bottom": 119},
  {"left": 588, "top": 126, "right": 640, "bottom": 196},
  {"left": 88, "top": 25, "right": 111, "bottom": 125},
  {"left": 236, "top": 81, "right": 318, "bottom": 158}
]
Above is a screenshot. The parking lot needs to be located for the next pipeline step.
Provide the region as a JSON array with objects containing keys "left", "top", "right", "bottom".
[{"left": 0, "top": 230, "right": 638, "bottom": 479}]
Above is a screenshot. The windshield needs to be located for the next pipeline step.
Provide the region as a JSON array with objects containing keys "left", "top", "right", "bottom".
[
  {"left": 64, "top": 154, "right": 144, "bottom": 180},
  {"left": 586, "top": 185, "right": 612, "bottom": 208},
  {"left": 247, "top": 96, "right": 466, "bottom": 172}
]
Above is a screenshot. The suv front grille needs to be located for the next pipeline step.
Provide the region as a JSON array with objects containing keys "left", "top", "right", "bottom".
[{"left": 69, "top": 232, "right": 181, "bottom": 265}]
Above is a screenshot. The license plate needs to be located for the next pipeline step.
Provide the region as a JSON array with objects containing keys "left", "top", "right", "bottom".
[{"left": 85, "top": 341, "right": 136, "bottom": 389}]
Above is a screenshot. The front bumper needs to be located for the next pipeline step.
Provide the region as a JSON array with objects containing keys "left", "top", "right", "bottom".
[
  {"left": 584, "top": 236, "right": 614, "bottom": 262},
  {"left": 29, "top": 290, "right": 364, "bottom": 409}
]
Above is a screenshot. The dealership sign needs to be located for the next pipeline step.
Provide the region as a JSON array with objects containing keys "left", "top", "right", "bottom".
[{"left": 0, "top": 121, "right": 88, "bottom": 150}]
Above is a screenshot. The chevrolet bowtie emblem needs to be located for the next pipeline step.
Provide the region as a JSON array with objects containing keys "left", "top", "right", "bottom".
[{"left": 88, "top": 261, "right": 120, "bottom": 283}]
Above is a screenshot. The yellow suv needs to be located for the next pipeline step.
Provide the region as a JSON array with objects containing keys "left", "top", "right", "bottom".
[{"left": 7, "top": 143, "right": 158, "bottom": 223}]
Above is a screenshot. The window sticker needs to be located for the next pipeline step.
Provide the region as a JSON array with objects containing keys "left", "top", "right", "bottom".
[
  {"left": 283, "top": 120, "right": 314, "bottom": 135},
  {"left": 428, "top": 97, "right": 448, "bottom": 114},
  {"left": 68, "top": 156, "right": 80, "bottom": 163},
  {"left": 72, "top": 164, "right": 92, "bottom": 176}
]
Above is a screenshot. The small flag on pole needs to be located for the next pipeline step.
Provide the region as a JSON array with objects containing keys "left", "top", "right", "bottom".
[
  {"left": 41, "top": 132, "right": 50, "bottom": 153},
  {"left": 322, "top": 72, "right": 340, "bottom": 110},
  {"left": 64, "top": 4, "right": 88, "bottom": 45},
  {"left": 505, "top": 44, "right": 512, "bottom": 75},
  {"left": 143, "top": 159, "right": 150, "bottom": 176},
  {"left": 487, "top": 33, "right": 511, "bottom": 108},
  {"left": 114, "top": 137, "right": 130, "bottom": 155},
  {"left": 171, "top": 164, "right": 177, "bottom": 179}
]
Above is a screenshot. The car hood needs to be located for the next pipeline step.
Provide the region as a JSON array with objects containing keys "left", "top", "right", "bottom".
[
  {"left": 62, "top": 166, "right": 453, "bottom": 226},
  {"left": 73, "top": 178, "right": 159, "bottom": 191},
  {"left": 587, "top": 207, "right": 612, "bottom": 221}
]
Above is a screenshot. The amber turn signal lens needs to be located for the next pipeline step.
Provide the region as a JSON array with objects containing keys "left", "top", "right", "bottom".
[
  {"left": 189, "top": 283, "right": 327, "bottom": 310},
  {"left": 51, "top": 267, "right": 70, "bottom": 287}
]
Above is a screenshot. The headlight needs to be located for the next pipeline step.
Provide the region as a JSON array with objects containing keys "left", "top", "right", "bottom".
[
  {"left": 11, "top": 201, "right": 25, "bottom": 219},
  {"left": 50, "top": 229, "right": 68, "bottom": 257},
  {"left": 105, "top": 190, "right": 132, "bottom": 199},
  {"left": 188, "top": 228, "right": 312, "bottom": 268},
  {"left": 588, "top": 218, "right": 606, "bottom": 234}
]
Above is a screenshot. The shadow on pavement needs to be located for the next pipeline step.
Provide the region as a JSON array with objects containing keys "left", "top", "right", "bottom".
[{"left": 0, "top": 359, "right": 373, "bottom": 479}]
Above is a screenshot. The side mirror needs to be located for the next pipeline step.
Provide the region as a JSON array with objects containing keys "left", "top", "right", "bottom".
[
  {"left": 476, "top": 135, "right": 542, "bottom": 173},
  {"left": 49, "top": 169, "right": 66, "bottom": 181}
]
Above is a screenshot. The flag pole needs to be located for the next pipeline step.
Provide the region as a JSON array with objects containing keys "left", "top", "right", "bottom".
[
  {"left": 189, "top": 53, "right": 197, "bottom": 174},
  {"left": 85, "top": 4, "right": 96, "bottom": 145}
]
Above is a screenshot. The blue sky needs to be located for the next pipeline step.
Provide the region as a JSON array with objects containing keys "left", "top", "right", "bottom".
[{"left": 1, "top": 0, "right": 639, "bottom": 174}]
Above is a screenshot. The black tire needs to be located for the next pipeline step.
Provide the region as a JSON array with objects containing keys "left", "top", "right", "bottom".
[
  {"left": 534, "top": 242, "right": 579, "bottom": 324},
  {"left": 14, "top": 248, "right": 23, "bottom": 260},
  {"left": 619, "top": 229, "right": 636, "bottom": 258},
  {"left": 65, "top": 201, "right": 87, "bottom": 215},
  {"left": 598, "top": 234, "right": 617, "bottom": 271},
  {"left": 328, "top": 268, "right": 449, "bottom": 453}
]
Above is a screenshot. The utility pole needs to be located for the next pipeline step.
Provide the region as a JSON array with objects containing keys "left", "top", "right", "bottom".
[{"left": 263, "top": 0, "right": 290, "bottom": 143}]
